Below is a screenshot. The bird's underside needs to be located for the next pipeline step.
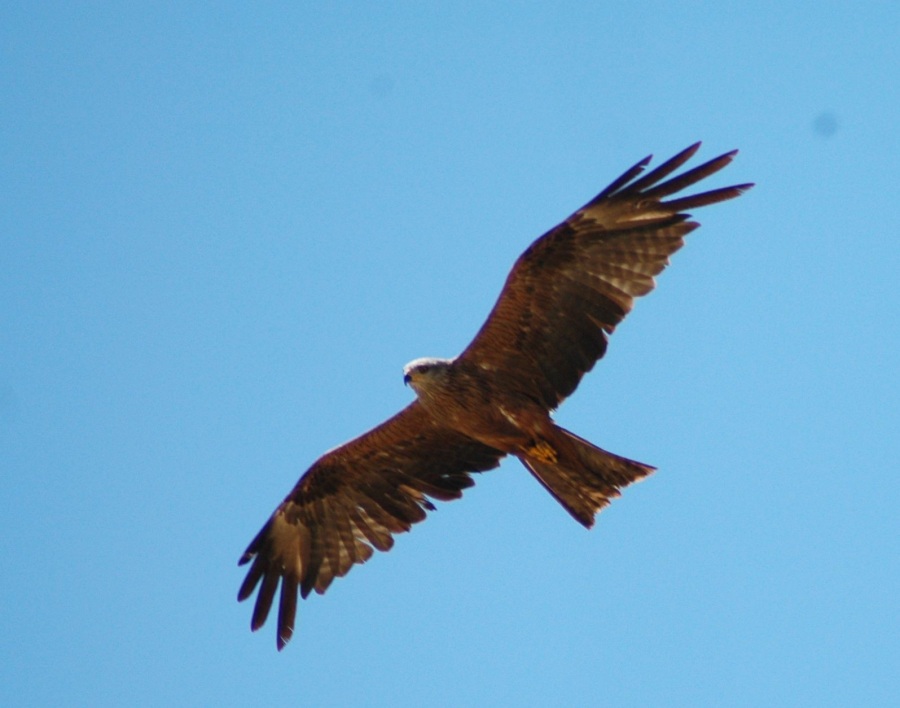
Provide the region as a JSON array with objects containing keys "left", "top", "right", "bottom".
[
  {"left": 402, "top": 356, "right": 657, "bottom": 527},
  {"left": 238, "top": 142, "right": 752, "bottom": 649}
]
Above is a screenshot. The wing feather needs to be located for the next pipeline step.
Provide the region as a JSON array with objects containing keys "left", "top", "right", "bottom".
[
  {"left": 349, "top": 504, "right": 392, "bottom": 551},
  {"left": 237, "top": 402, "right": 504, "bottom": 648},
  {"left": 251, "top": 567, "right": 279, "bottom": 631},
  {"left": 459, "top": 144, "right": 751, "bottom": 408},
  {"left": 276, "top": 575, "right": 298, "bottom": 650}
]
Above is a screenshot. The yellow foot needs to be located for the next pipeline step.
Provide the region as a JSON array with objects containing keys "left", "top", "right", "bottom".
[{"left": 525, "top": 439, "right": 558, "bottom": 463}]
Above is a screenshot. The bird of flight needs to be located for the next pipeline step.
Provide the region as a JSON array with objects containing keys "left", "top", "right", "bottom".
[{"left": 238, "top": 142, "right": 752, "bottom": 649}]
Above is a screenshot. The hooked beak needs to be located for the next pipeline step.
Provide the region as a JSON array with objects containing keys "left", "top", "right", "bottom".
[{"left": 403, "top": 373, "right": 411, "bottom": 386}]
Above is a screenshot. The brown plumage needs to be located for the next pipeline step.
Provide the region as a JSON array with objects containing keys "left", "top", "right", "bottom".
[{"left": 238, "top": 142, "right": 752, "bottom": 649}]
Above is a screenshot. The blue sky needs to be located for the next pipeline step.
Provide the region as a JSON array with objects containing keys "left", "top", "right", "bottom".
[{"left": 2, "top": 3, "right": 898, "bottom": 706}]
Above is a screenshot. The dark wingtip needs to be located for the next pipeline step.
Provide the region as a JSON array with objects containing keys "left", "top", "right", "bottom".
[
  {"left": 239, "top": 521, "right": 269, "bottom": 566},
  {"left": 592, "top": 153, "right": 653, "bottom": 202},
  {"left": 250, "top": 571, "right": 279, "bottom": 631},
  {"left": 237, "top": 557, "right": 265, "bottom": 602},
  {"left": 277, "top": 628, "right": 292, "bottom": 651},
  {"left": 685, "top": 140, "right": 703, "bottom": 156},
  {"left": 666, "top": 141, "right": 703, "bottom": 165},
  {"left": 625, "top": 142, "right": 705, "bottom": 195},
  {"left": 712, "top": 148, "right": 739, "bottom": 168},
  {"left": 276, "top": 577, "right": 298, "bottom": 651},
  {"left": 662, "top": 141, "right": 702, "bottom": 166}
]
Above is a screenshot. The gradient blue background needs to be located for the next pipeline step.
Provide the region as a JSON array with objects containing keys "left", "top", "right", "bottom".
[{"left": 2, "top": 3, "right": 898, "bottom": 706}]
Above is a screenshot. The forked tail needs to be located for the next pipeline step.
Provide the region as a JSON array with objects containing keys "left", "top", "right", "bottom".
[{"left": 519, "top": 426, "right": 655, "bottom": 528}]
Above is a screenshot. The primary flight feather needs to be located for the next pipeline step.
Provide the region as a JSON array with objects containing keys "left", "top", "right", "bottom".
[{"left": 238, "top": 142, "right": 752, "bottom": 649}]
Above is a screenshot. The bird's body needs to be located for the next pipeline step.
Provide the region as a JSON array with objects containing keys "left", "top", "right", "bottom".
[
  {"left": 404, "top": 356, "right": 654, "bottom": 525},
  {"left": 405, "top": 357, "right": 546, "bottom": 450},
  {"left": 238, "top": 143, "right": 752, "bottom": 649}
]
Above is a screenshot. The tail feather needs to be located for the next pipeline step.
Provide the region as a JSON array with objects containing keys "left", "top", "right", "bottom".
[{"left": 519, "top": 427, "right": 655, "bottom": 528}]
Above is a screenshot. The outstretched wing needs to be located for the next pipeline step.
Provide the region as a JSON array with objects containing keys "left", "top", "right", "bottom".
[
  {"left": 237, "top": 402, "right": 504, "bottom": 649},
  {"left": 459, "top": 143, "right": 752, "bottom": 410}
]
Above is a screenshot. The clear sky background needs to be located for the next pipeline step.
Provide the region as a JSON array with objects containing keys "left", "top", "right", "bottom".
[{"left": 2, "top": 3, "right": 898, "bottom": 707}]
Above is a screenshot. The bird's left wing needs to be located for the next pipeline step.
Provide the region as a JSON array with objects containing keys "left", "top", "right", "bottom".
[{"left": 237, "top": 401, "right": 504, "bottom": 649}]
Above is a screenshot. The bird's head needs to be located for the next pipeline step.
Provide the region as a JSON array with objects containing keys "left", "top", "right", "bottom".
[{"left": 403, "top": 357, "right": 453, "bottom": 395}]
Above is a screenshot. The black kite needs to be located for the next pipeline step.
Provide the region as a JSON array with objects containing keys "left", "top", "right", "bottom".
[{"left": 238, "top": 143, "right": 752, "bottom": 649}]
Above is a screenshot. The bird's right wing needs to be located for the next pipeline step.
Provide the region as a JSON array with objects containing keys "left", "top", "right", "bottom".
[
  {"left": 459, "top": 143, "right": 752, "bottom": 410},
  {"left": 237, "top": 401, "right": 504, "bottom": 649}
]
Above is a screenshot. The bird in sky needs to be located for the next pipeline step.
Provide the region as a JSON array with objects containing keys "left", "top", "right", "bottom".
[{"left": 238, "top": 142, "right": 752, "bottom": 649}]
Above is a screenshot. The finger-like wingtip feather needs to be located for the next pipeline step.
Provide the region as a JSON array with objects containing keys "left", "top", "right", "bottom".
[
  {"left": 594, "top": 154, "right": 653, "bottom": 201},
  {"left": 641, "top": 149, "right": 741, "bottom": 201},
  {"left": 237, "top": 557, "right": 264, "bottom": 602},
  {"left": 626, "top": 142, "right": 703, "bottom": 193},
  {"left": 251, "top": 570, "right": 279, "bottom": 632},
  {"left": 238, "top": 523, "right": 268, "bottom": 566},
  {"left": 663, "top": 182, "right": 754, "bottom": 212},
  {"left": 277, "top": 576, "right": 298, "bottom": 650}
]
